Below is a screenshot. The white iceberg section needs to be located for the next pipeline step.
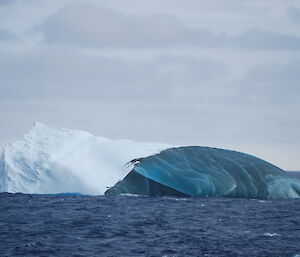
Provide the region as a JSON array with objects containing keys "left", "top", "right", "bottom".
[{"left": 0, "top": 122, "right": 170, "bottom": 195}]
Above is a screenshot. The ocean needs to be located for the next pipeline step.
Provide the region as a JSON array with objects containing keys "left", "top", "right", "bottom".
[{"left": 1, "top": 172, "right": 300, "bottom": 257}]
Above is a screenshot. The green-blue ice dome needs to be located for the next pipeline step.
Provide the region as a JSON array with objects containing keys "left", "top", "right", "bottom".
[{"left": 106, "top": 146, "right": 300, "bottom": 199}]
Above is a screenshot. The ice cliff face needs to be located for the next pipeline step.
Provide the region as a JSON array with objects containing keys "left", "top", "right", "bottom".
[{"left": 0, "top": 123, "right": 169, "bottom": 194}]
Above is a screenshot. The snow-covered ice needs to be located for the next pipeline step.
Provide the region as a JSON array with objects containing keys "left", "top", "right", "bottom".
[{"left": 0, "top": 122, "right": 170, "bottom": 195}]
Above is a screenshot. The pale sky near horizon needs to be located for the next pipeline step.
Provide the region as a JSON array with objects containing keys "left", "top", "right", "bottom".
[{"left": 0, "top": 0, "right": 299, "bottom": 170}]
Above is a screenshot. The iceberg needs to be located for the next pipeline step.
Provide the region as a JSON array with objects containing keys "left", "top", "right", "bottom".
[
  {"left": 1, "top": 123, "right": 299, "bottom": 199},
  {"left": 106, "top": 147, "right": 300, "bottom": 199},
  {"left": 0, "top": 122, "right": 169, "bottom": 195}
]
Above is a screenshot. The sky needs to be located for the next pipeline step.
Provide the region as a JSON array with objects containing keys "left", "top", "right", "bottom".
[{"left": 0, "top": 0, "right": 299, "bottom": 170}]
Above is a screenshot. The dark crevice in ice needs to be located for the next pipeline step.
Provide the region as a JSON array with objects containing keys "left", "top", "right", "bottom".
[{"left": 105, "top": 169, "right": 189, "bottom": 197}]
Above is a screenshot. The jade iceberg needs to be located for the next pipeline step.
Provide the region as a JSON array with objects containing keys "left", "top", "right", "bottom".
[{"left": 106, "top": 146, "right": 300, "bottom": 199}]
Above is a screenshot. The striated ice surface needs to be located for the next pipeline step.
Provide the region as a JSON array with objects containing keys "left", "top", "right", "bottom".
[
  {"left": 106, "top": 147, "right": 300, "bottom": 199},
  {"left": 0, "top": 122, "right": 169, "bottom": 195}
]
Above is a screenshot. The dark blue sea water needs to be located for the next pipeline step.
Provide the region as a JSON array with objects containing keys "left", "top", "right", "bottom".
[{"left": 1, "top": 172, "right": 300, "bottom": 257}]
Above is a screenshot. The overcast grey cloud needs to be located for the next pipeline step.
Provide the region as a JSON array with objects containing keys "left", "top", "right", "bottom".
[
  {"left": 0, "top": 47, "right": 228, "bottom": 101},
  {"left": 37, "top": 3, "right": 217, "bottom": 48},
  {"left": 232, "top": 29, "right": 300, "bottom": 50},
  {"left": 0, "top": 0, "right": 15, "bottom": 5},
  {"left": 0, "top": 28, "right": 16, "bottom": 40},
  {"left": 288, "top": 6, "right": 300, "bottom": 23},
  {"left": 36, "top": 3, "right": 300, "bottom": 50},
  {"left": 232, "top": 58, "right": 300, "bottom": 105},
  {"left": 0, "top": 0, "right": 300, "bottom": 170}
]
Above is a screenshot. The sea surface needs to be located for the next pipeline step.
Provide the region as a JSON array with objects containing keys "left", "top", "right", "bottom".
[{"left": 1, "top": 172, "right": 300, "bottom": 257}]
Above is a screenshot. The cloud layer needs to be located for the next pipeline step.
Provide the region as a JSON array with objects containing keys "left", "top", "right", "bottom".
[
  {"left": 36, "top": 3, "right": 300, "bottom": 50},
  {"left": 0, "top": 0, "right": 300, "bottom": 170}
]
